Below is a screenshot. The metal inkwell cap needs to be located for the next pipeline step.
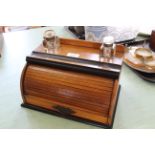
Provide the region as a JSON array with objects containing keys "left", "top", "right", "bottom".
[
  {"left": 43, "top": 30, "right": 56, "bottom": 41},
  {"left": 103, "top": 36, "right": 114, "bottom": 46}
]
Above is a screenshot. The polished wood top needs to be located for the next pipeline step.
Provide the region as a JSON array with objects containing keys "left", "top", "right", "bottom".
[{"left": 34, "top": 38, "right": 125, "bottom": 66}]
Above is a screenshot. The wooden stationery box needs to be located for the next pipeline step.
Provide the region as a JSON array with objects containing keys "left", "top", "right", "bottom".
[{"left": 20, "top": 38, "right": 125, "bottom": 128}]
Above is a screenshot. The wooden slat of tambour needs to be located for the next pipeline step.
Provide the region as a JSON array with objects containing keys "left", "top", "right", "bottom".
[
  {"left": 107, "top": 80, "right": 119, "bottom": 126},
  {"left": 23, "top": 65, "right": 114, "bottom": 114},
  {"left": 25, "top": 79, "right": 112, "bottom": 101},
  {"left": 24, "top": 89, "right": 110, "bottom": 114},
  {"left": 26, "top": 65, "right": 114, "bottom": 91},
  {"left": 32, "top": 71, "right": 113, "bottom": 90},
  {"left": 24, "top": 79, "right": 112, "bottom": 113},
  {"left": 25, "top": 66, "right": 113, "bottom": 93},
  {"left": 26, "top": 91, "right": 109, "bottom": 116},
  {"left": 25, "top": 80, "right": 112, "bottom": 98},
  {"left": 26, "top": 74, "right": 113, "bottom": 95},
  {"left": 25, "top": 95, "right": 108, "bottom": 124},
  {"left": 24, "top": 65, "right": 113, "bottom": 100}
]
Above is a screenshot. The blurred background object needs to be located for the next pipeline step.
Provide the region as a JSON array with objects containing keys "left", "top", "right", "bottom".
[
  {"left": 0, "top": 34, "right": 3, "bottom": 57},
  {"left": 3, "top": 26, "right": 44, "bottom": 32},
  {"left": 85, "top": 26, "right": 108, "bottom": 42},
  {"left": 68, "top": 26, "right": 139, "bottom": 43},
  {"left": 0, "top": 26, "right": 4, "bottom": 57},
  {"left": 68, "top": 26, "right": 85, "bottom": 39},
  {"left": 149, "top": 30, "right": 155, "bottom": 52}
]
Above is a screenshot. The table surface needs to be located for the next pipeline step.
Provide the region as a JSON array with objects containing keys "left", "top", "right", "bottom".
[{"left": 0, "top": 26, "right": 155, "bottom": 129}]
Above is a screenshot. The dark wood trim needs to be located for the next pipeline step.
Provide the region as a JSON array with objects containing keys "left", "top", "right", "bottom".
[
  {"left": 21, "top": 103, "right": 112, "bottom": 129},
  {"left": 32, "top": 51, "right": 121, "bottom": 69},
  {"left": 26, "top": 55, "right": 120, "bottom": 79}
]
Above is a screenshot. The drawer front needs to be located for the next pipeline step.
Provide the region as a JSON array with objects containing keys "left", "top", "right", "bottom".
[
  {"left": 25, "top": 95, "right": 108, "bottom": 124},
  {"left": 23, "top": 64, "right": 114, "bottom": 116}
]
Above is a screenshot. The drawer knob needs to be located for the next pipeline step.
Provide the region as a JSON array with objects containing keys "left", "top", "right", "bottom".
[{"left": 53, "top": 105, "right": 75, "bottom": 115}]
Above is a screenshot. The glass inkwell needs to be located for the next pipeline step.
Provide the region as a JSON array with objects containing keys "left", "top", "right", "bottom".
[
  {"left": 100, "top": 36, "right": 115, "bottom": 62},
  {"left": 43, "top": 30, "right": 60, "bottom": 53}
]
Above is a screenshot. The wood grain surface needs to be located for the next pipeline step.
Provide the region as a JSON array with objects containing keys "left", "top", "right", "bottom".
[
  {"left": 23, "top": 64, "right": 114, "bottom": 115},
  {"left": 35, "top": 37, "right": 125, "bottom": 66},
  {"left": 21, "top": 38, "right": 122, "bottom": 127}
]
